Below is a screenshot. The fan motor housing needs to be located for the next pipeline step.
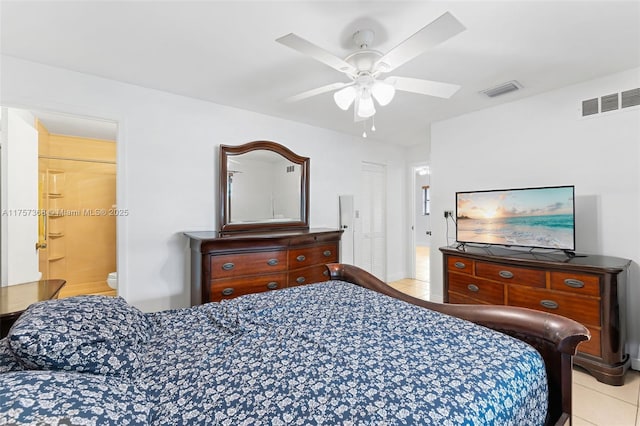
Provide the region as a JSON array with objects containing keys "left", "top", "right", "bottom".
[{"left": 344, "top": 50, "right": 383, "bottom": 74}]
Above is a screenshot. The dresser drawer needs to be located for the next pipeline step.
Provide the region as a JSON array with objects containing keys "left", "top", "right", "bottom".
[
  {"left": 550, "top": 272, "right": 600, "bottom": 297},
  {"left": 448, "top": 272, "right": 504, "bottom": 304},
  {"left": 447, "top": 256, "right": 473, "bottom": 275},
  {"left": 210, "top": 250, "right": 286, "bottom": 279},
  {"left": 288, "top": 265, "right": 331, "bottom": 287},
  {"left": 476, "top": 262, "right": 546, "bottom": 288},
  {"left": 507, "top": 286, "right": 600, "bottom": 327},
  {"left": 288, "top": 243, "right": 338, "bottom": 268},
  {"left": 210, "top": 273, "right": 287, "bottom": 301}
]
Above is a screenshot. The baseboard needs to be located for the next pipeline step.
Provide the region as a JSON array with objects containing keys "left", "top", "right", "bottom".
[{"left": 631, "top": 356, "right": 640, "bottom": 371}]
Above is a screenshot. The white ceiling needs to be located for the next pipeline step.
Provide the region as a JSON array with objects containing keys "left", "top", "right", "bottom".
[{"left": 2, "top": 1, "right": 639, "bottom": 146}]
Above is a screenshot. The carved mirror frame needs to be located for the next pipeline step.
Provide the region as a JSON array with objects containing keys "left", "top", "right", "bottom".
[{"left": 219, "top": 141, "right": 310, "bottom": 233}]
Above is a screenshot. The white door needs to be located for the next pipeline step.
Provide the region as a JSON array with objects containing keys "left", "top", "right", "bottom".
[
  {"left": 0, "top": 108, "right": 41, "bottom": 285},
  {"left": 358, "top": 162, "right": 386, "bottom": 280}
]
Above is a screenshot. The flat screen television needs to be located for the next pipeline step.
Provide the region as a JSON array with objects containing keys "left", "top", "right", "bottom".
[{"left": 456, "top": 185, "right": 575, "bottom": 251}]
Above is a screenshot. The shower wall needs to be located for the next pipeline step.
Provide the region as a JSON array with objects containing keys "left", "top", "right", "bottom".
[{"left": 38, "top": 120, "right": 116, "bottom": 297}]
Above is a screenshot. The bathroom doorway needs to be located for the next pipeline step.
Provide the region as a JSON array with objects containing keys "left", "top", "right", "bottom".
[{"left": 1, "top": 107, "right": 118, "bottom": 297}]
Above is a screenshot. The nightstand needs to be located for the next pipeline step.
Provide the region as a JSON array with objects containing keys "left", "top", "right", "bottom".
[{"left": 0, "top": 279, "right": 66, "bottom": 337}]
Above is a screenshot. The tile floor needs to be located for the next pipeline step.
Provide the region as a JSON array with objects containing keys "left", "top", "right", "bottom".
[{"left": 388, "top": 275, "right": 640, "bottom": 425}]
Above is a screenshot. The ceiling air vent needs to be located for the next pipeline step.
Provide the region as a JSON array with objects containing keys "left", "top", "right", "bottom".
[
  {"left": 582, "top": 98, "right": 599, "bottom": 116},
  {"left": 481, "top": 80, "right": 522, "bottom": 98},
  {"left": 621, "top": 88, "right": 640, "bottom": 108},
  {"left": 601, "top": 93, "right": 619, "bottom": 112}
]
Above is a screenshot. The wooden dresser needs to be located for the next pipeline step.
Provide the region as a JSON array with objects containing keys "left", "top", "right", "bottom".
[
  {"left": 186, "top": 229, "right": 342, "bottom": 304},
  {"left": 440, "top": 245, "right": 631, "bottom": 385}
]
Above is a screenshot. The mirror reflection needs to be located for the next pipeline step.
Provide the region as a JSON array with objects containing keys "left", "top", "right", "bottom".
[
  {"left": 219, "top": 141, "right": 309, "bottom": 233},
  {"left": 227, "top": 151, "right": 301, "bottom": 223}
]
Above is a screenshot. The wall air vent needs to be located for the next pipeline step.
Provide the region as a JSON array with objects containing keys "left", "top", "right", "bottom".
[
  {"left": 480, "top": 80, "right": 522, "bottom": 98},
  {"left": 601, "top": 93, "right": 619, "bottom": 112},
  {"left": 582, "top": 98, "right": 599, "bottom": 116},
  {"left": 581, "top": 87, "right": 639, "bottom": 118},
  {"left": 622, "top": 88, "right": 640, "bottom": 108}
]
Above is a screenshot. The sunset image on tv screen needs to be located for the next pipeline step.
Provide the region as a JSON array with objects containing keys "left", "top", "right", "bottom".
[{"left": 456, "top": 186, "right": 575, "bottom": 250}]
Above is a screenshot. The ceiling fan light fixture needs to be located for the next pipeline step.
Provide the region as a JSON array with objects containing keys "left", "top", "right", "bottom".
[
  {"left": 357, "top": 91, "right": 376, "bottom": 118},
  {"left": 333, "top": 86, "right": 357, "bottom": 110},
  {"left": 371, "top": 80, "right": 396, "bottom": 106}
]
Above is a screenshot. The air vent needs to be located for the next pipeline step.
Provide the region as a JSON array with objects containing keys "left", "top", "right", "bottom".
[
  {"left": 582, "top": 98, "right": 599, "bottom": 116},
  {"left": 622, "top": 88, "right": 640, "bottom": 108},
  {"left": 481, "top": 80, "right": 522, "bottom": 98},
  {"left": 601, "top": 93, "right": 619, "bottom": 112},
  {"left": 581, "top": 87, "right": 639, "bottom": 118}
]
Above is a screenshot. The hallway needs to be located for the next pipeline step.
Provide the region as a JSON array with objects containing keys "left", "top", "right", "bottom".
[{"left": 389, "top": 245, "right": 430, "bottom": 300}]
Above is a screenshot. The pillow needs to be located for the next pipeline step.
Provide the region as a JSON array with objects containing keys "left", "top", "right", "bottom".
[
  {"left": 7, "top": 296, "right": 151, "bottom": 376},
  {"left": 0, "top": 338, "right": 23, "bottom": 373},
  {"left": 0, "top": 370, "right": 150, "bottom": 425}
]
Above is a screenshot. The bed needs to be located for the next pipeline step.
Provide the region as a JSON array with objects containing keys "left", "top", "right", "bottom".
[{"left": 0, "top": 263, "right": 588, "bottom": 425}]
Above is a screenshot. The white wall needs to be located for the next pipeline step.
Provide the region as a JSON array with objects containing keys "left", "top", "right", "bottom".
[
  {"left": 430, "top": 67, "right": 640, "bottom": 367},
  {"left": 0, "top": 55, "right": 409, "bottom": 310}
]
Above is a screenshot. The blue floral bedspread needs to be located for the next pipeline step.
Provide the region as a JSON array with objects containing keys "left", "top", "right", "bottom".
[
  {"left": 1, "top": 280, "right": 548, "bottom": 425},
  {"left": 142, "top": 281, "right": 547, "bottom": 425}
]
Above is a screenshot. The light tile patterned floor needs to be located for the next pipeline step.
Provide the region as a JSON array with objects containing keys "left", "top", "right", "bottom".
[
  {"left": 571, "top": 367, "right": 640, "bottom": 425},
  {"left": 388, "top": 276, "right": 640, "bottom": 425},
  {"left": 415, "top": 245, "right": 430, "bottom": 282}
]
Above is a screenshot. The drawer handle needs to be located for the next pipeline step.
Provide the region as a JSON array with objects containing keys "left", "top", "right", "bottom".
[
  {"left": 296, "top": 255, "right": 306, "bottom": 262},
  {"left": 540, "top": 299, "right": 559, "bottom": 309},
  {"left": 564, "top": 278, "right": 585, "bottom": 288},
  {"left": 222, "top": 262, "right": 235, "bottom": 271},
  {"left": 267, "top": 259, "right": 279, "bottom": 266},
  {"left": 296, "top": 277, "right": 305, "bottom": 284},
  {"left": 454, "top": 261, "right": 466, "bottom": 269},
  {"left": 266, "top": 282, "right": 279, "bottom": 290},
  {"left": 498, "top": 270, "right": 514, "bottom": 279},
  {"left": 467, "top": 284, "right": 479, "bottom": 292},
  {"left": 221, "top": 287, "right": 234, "bottom": 296},
  {"left": 323, "top": 250, "right": 332, "bottom": 257}
]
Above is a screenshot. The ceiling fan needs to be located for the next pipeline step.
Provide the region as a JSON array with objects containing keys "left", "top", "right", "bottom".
[{"left": 276, "top": 12, "right": 466, "bottom": 122}]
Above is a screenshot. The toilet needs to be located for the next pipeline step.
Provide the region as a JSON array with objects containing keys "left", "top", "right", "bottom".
[{"left": 106, "top": 272, "right": 118, "bottom": 290}]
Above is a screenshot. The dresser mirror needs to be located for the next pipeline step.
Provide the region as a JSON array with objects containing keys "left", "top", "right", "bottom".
[{"left": 219, "top": 141, "right": 309, "bottom": 233}]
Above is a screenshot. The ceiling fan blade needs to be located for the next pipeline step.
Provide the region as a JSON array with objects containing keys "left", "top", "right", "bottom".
[
  {"left": 285, "top": 82, "right": 350, "bottom": 103},
  {"left": 387, "top": 76, "right": 460, "bottom": 98},
  {"left": 277, "top": 33, "right": 358, "bottom": 76},
  {"left": 376, "top": 12, "right": 465, "bottom": 73}
]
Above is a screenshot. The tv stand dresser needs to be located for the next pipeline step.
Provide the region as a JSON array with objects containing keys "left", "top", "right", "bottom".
[
  {"left": 186, "top": 229, "right": 342, "bottom": 305},
  {"left": 440, "top": 245, "right": 631, "bottom": 385}
]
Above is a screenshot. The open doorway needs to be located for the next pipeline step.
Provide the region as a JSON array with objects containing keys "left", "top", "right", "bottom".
[
  {"left": 1, "top": 107, "right": 118, "bottom": 297},
  {"left": 388, "top": 164, "right": 430, "bottom": 300},
  {"left": 414, "top": 165, "right": 431, "bottom": 284},
  {"left": 413, "top": 165, "right": 431, "bottom": 284}
]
